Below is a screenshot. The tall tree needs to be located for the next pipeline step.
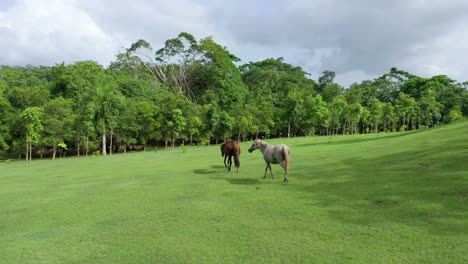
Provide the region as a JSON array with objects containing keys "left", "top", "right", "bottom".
[
  {"left": 328, "top": 95, "right": 347, "bottom": 135},
  {"left": 368, "top": 98, "right": 384, "bottom": 133},
  {"left": 134, "top": 101, "right": 161, "bottom": 151},
  {"left": 395, "top": 92, "right": 418, "bottom": 130},
  {"left": 155, "top": 32, "right": 203, "bottom": 100},
  {"left": 169, "top": 108, "right": 186, "bottom": 149},
  {"left": 187, "top": 115, "right": 203, "bottom": 147},
  {"left": 42, "top": 97, "right": 76, "bottom": 159},
  {"left": 382, "top": 103, "right": 396, "bottom": 132},
  {"left": 419, "top": 89, "right": 441, "bottom": 127},
  {"left": 193, "top": 37, "right": 249, "bottom": 111},
  {"left": 0, "top": 81, "right": 14, "bottom": 150},
  {"left": 21, "top": 107, "right": 43, "bottom": 162},
  {"left": 304, "top": 94, "right": 329, "bottom": 135},
  {"left": 345, "top": 102, "right": 363, "bottom": 134},
  {"left": 89, "top": 79, "right": 123, "bottom": 155},
  {"left": 317, "top": 70, "right": 336, "bottom": 94}
]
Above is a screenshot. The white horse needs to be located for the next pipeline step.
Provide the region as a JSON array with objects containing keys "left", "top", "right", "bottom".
[{"left": 248, "top": 139, "right": 291, "bottom": 182}]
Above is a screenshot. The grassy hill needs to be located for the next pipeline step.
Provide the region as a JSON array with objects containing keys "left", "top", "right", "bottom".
[{"left": 1, "top": 121, "right": 467, "bottom": 263}]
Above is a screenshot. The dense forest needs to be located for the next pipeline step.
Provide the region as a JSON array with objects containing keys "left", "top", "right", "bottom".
[{"left": 1, "top": 32, "right": 467, "bottom": 160}]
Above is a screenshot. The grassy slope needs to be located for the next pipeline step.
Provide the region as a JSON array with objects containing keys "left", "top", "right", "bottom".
[{"left": 1, "top": 121, "right": 467, "bottom": 263}]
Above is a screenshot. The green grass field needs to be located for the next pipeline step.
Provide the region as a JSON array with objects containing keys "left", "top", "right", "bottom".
[{"left": 1, "top": 122, "right": 467, "bottom": 263}]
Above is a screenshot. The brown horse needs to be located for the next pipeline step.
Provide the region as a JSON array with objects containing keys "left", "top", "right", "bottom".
[{"left": 220, "top": 141, "right": 241, "bottom": 173}]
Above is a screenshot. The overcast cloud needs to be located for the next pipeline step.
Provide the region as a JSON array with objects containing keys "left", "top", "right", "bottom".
[{"left": 1, "top": 0, "right": 467, "bottom": 86}]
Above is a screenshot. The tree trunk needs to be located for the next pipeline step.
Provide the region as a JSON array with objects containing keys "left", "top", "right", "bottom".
[
  {"left": 101, "top": 118, "right": 107, "bottom": 155},
  {"left": 190, "top": 133, "right": 193, "bottom": 148},
  {"left": 29, "top": 141, "right": 32, "bottom": 163},
  {"left": 52, "top": 143, "right": 57, "bottom": 160},
  {"left": 288, "top": 118, "right": 291, "bottom": 138},
  {"left": 25, "top": 138, "right": 29, "bottom": 162},
  {"left": 109, "top": 128, "right": 113, "bottom": 155},
  {"left": 85, "top": 134, "right": 89, "bottom": 157}
]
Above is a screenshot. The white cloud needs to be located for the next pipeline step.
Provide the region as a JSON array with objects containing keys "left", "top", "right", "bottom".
[
  {"left": 1, "top": 0, "right": 467, "bottom": 86},
  {"left": 402, "top": 22, "right": 468, "bottom": 81},
  {"left": 0, "top": 0, "right": 118, "bottom": 66}
]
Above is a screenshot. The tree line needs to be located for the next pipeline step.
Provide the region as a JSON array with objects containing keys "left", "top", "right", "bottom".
[{"left": 1, "top": 32, "right": 467, "bottom": 160}]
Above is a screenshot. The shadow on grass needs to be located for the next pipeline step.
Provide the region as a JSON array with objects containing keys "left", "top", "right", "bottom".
[
  {"left": 293, "top": 139, "right": 468, "bottom": 234},
  {"left": 224, "top": 178, "right": 259, "bottom": 185},
  {"left": 211, "top": 165, "right": 225, "bottom": 169},
  {"left": 193, "top": 169, "right": 218, "bottom": 174},
  {"left": 211, "top": 175, "right": 260, "bottom": 185}
]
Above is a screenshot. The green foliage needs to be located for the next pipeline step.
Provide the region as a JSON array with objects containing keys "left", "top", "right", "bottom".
[
  {"left": 448, "top": 105, "right": 463, "bottom": 122},
  {"left": 0, "top": 83, "right": 14, "bottom": 150},
  {"left": 0, "top": 33, "right": 467, "bottom": 158},
  {"left": 42, "top": 97, "right": 75, "bottom": 155},
  {"left": 21, "top": 107, "right": 44, "bottom": 143},
  {"left": 58, "top": 142, "right": 67, "bottom": 150},
  {"left": 194, "top": 37, "right": 249, "bottom": 110},
  {"left": 169, "top": 108, "right": 186, "bottom": 147}
]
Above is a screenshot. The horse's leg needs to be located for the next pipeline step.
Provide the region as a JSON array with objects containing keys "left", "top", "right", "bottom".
[
  {"left": 224, "top": 155, "right": 228, "bottom": 168},
  {"left": 228, "top": 155, "right": 232, "bottom": 171},
  {"left": 264, "top": 162, "right": 274, "bottom": 179},
  {"left": 278, "top": 161, "right": 288, "bottom": 183},
  {"left": 263, "top": 162, "right": 269, "bottom": 179},
  {"left": 269, "top": 163, "right": 274, "bottom": 179}
]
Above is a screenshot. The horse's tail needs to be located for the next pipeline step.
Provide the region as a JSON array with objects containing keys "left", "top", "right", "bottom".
[
  {"left": 234, "top": 154, "right": 240, "bottom": 168},
  {"left": 234, "top": 146, "right": 240, "bottom": 168},
  {"left": 282, "top": 146, "right": 290, "bottom": 169}
]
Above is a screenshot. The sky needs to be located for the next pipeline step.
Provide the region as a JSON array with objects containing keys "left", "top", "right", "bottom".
[{"left": 1, "top": 0, "right": 468, "bottom": 87}]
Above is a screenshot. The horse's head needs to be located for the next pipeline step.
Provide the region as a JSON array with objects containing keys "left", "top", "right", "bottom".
[
  {"left": 220, "top": 143, "right": 225, "bottom": 157},
  {"left": 248, "top": 139, "right": 262, "bottom": 153}
]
